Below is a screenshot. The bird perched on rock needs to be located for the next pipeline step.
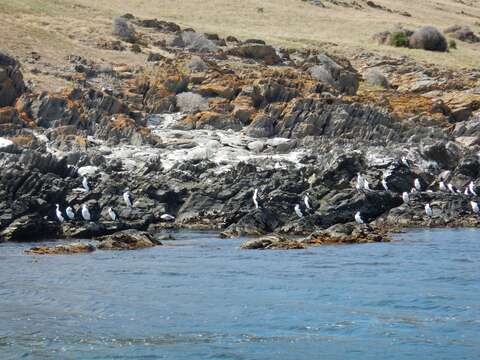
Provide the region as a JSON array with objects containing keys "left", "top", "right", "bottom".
[
  {"left": 161, "top": 214, "right": 175, "bottom": 221},
  {"left": 439, "top": 181, "right": 447, "bottom": 192},
  {"left": 123, "top": 189, "right": 133, "bottom": 208},
  {"left": 81, "top": 204, "right": 91, "bottom": 221},
  {"left": 82, "top": 177, "right": 90, "bottom": 192},
  {"left": 402, "top": 192, "right": 410, "bottom": 205},
  {"left": 294, "top": 204, "right": 303, "bottom": 218},
  {"left": 471, "top": 201, "right": 479, "bottom": 214},
  {"left": 364, "top": 179, "right": 371, "bottom": 191},
  {"left": 414, "top": 178, "right": 422, "bottom": 192},
  {"left": 355, "top": 211, "right": 364, "bottom": 224},
  {"left": 66, "top": 206, "right": 75, "bottom": 221},
  {"left": 447, "top": 183, "right": 457, "bottom": 194},
  {"left": 469, "top": 181, "right": 477, "bottom": 196},
  {"left": 381, "top": 177, "right": 389, "bottom": 191},
  {"left": 253, "top": 188, "right": 259, "bottom": 209},
  {"left": 356, "top": 173, "right": 365, "bottom": 192},
  {"left": 108, "top": 207, "right": 119, "bottom": 221},
  {"left": 55, "top": 204, "right": 64, "bottom": 223},
  {"left": 425, "top": 203, "right": 433, "bottom": 217},
  {"left": 304, "top": 194, "right": 311, "bottom": 211}
]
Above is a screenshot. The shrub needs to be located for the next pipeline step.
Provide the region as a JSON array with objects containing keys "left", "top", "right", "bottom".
[
  {"left": 389, "top": 32, "right": 409, "bottom": 47},
  {"left": 409, "top": 26, "right": 447, "bottom": 52},
  {"left": 176, "top": 92, "right": 209, "bottom": 113},
  {"left": 181, "top": 31, "right": 218, "bottom": 53},
  {"left": 449, "top": 39, "right": 457, "bottom": 49},
  {"left": 112, "top": 16, "right": 136, "bottom": 42}
]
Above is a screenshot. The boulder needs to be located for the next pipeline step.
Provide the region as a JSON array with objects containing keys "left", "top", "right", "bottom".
[
  {"left": 226, "top": 208, "right": 282, "bottom": 236},
  {"left": 303, "top": 224, "right": 391, "bottom": 245},
  {"left": 97, "top": 229, "right": 161, "bottom": 250},
  {"left": 226, "top": 45, "right": 281, "bottom": 65},
  {"left": 364, "top": 69, "right": 390, "bottom": 89},
  {"left": 444, "top": 25, "right": 480, "bottom": 43},
  {"left": 26, "top": 242, "right": 96, "bottom": 255},
  {"left": 409, "top": 26, "right": 447, "bottom": 52},
  {"left": 309, "top": 53, "right": 359, "bottom": 95},
  {"left": 240, "top": 234, "right": 305, "bottom": 250},
  {"left": 0, "top": 215, "right": 59, "bottom": 242}
]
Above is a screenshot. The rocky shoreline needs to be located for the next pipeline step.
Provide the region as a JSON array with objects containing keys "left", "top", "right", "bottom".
[{"left": 1, "top": 14, "right": 480, "bottom": 252}]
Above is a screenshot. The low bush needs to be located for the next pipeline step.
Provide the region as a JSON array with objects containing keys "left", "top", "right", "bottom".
[
  {"left": 176, "top": 92, "right": 209, "bottom": 113},
  {"left": 181, "top": 31, "right": 218, "bottom": 53},
  {"left": 389, "top": 32, "right": 409, "bottom": 47}
]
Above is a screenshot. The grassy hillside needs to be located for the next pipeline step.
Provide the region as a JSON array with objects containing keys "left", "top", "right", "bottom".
[{"left": 1, "top": 0, "right": 480, "bottom": 73}]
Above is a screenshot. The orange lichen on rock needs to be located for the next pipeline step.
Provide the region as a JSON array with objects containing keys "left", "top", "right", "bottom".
[{"left": 388, "top": 94, "right": 433, "bottom": 118}]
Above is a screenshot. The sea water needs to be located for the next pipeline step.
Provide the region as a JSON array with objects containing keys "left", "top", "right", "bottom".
[{"left": 0, "top": 229, "right": 479, "bottom": 359}]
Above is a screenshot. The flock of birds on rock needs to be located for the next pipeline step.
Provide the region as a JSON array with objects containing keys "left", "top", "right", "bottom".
[
  {"left": 351, "top": 171, "right": 479, "bottom": 224},
  {"left": 352, "top": 171, "right": 479, "bottom": 224},
  {"left": 56, "top": 160, "right": 480, "bottom": 228},
  {"left": 251, "top": 163, "right": 480, "bottom": 226},
  {"left": 54, "top": 176, "right": 175, "bottom": 224}
]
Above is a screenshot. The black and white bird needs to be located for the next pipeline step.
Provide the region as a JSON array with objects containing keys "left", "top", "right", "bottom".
[
  {"left": 81, "top": 204, "right": 91, "bottom": 221},
  {"left": 160, "top": 213, "right": 175, "bottom": 221},
  {"left": 356, "top": 173, "right": 365, "bottom": 192},
  {"left": 469, "top": 181, "right": 477, "bottom": 196},
  {"left": 294, "top": 204, "right": 303, "bottom": 218},
  {"left": 425, "top": 203, "right": 433, "bottom": 217},
  {"left": 414, "top": 178, "right": 422, "bottom": 192},
  {"left": 355, "top": 211, "right": 364, "bottom": 224},
  {"left": 402, "top": 191, "right": 410, "bottom": 205},
  {"left": 123, "top": 189, "right": 133, "bottom": 208},
  {"left": 447, "top": 183, "right": 457, "bottom": 194},
  {"left": 82, "top": 176, "right": 90, "bottom": 192},
  {"left": 439, "top": 181, "right": 447, "bottom": 192},
  {"left": 108, "top": 207, "right": 119, "bottom": 221},
  {"left": 381, "top": 177, "right": 389, "bottom": 191},
  {"left": 304, "top": 194, "right": 311, "bottom": 210},
  {"left": 471, "top": 201, "right": 479, "bottom": 214},
  {"left": 364, "top": 179, "right": 371, "bottom": 191},
  {"left": 253, "top": 188, "right": 259, "bottom": 209},
  {"left": 66, "top": 206, "right": 75, "bottom": 220},
  {"left": 55, "top": 204, "right": 64, "bottom": 223}
]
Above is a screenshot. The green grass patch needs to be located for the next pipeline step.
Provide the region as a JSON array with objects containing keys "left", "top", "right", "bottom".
[{"left": 389, "top": 32, "right": 409, "bottom": 47}]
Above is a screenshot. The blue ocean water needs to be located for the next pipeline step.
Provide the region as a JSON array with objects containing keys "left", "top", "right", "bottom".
[{"left": 0, "top": 229, "right": 479, "bottom": 359}]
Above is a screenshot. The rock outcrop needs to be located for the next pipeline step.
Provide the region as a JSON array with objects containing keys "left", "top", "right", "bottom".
[
  {"left": 26, "top": 242, "right": 96, "bottom": 255},
  {"left": 97, "top": 230, "right": 161, "bottom": 250},
  {"left": 240, "top": 234, "right": 306, "bottom": 250},
  {"left": 0, "top": 16, "right": 479, "bottom": 248}
]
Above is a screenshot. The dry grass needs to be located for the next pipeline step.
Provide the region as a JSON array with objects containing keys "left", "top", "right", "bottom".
[{"left": 1, "top": 0, "right": 480, "bottom": 81}]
